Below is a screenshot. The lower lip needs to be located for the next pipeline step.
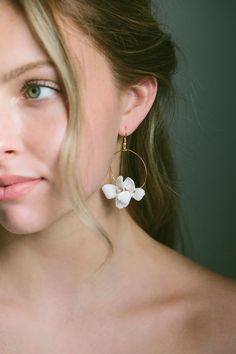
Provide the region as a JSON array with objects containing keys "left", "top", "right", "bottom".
[{"left": 0, "top": 179, "right": 43, "bottom": 201}]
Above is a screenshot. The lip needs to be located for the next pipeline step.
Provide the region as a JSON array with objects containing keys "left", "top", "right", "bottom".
[
  {"left": 0, "top": 175, "right": 41, "bottom": 187},
  {"left": 0, "top": 177, "right": 43, "bottom": 201}
]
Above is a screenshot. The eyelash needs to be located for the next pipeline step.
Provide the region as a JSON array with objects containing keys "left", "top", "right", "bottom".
[{"left": 20, "top": 79, "right": 62, "bottom": 99}]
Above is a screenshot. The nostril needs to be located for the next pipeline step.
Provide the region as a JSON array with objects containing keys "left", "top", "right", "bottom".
[{"left": 0, "top": 149, "right": 16, "bottom": 158}]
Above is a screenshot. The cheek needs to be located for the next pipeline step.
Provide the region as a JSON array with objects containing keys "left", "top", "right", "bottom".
[
  {"left": 20, "top": 98, "right": 68, "bottom": 176},
  {"left": 77, "top": 91, "right": 121, "bottom": 198}
]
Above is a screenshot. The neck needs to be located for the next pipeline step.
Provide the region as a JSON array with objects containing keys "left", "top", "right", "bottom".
[{"left": 0, "top": 199, "right": 137, "bottom": 312}]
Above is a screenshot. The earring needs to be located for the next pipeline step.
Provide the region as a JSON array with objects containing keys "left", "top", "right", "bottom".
[{"left": 102, "top": 129, "right": 147, "bottom": 209}]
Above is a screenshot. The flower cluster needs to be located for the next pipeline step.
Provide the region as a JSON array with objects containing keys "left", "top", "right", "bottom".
[{"left": 102, "top": 176, "right": 145, "bottom": 209}]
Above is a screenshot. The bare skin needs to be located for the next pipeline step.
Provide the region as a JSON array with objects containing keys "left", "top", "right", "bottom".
[
  {"left": 0, "top": 224, "right": 236, "bottom": 354},
  {"left": 0, "top": 2, "right": 235, "bottom": 353}
]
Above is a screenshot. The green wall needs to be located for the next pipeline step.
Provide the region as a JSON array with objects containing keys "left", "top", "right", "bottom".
[{"left": 155, "top": 0, "right": 236, "bottom": 279}]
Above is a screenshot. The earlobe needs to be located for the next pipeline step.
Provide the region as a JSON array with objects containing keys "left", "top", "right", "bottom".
[{"left": 119, "top": 77, "right": 158, "bottom": 136}]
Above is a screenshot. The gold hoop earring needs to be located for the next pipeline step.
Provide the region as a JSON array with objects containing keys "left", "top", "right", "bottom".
[{"left": 102, "top": 130, "right": 147, "bottom": 209}]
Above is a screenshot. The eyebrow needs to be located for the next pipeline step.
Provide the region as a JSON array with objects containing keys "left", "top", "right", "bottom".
[{"left": 1, "top": 60, "right": 53, "bottom": 84}]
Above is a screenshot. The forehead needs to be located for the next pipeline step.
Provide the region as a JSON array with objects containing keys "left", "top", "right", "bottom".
[
  {"left": 0, "top": 1, "right": 116, "bottom": 90},
  {"left": 0, "top": 3, "right": 49, "bottom": 73},
  {"left": 58, "top": 17, "right": 115, "bottom": 87}
]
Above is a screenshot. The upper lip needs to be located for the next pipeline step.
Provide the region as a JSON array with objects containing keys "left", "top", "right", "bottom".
[{"left": 0, "top": 175, "right": 41, "bottom": 187}]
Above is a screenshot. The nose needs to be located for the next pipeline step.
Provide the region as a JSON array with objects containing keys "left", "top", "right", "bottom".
[
  {"left": 0, "top": 102, "right": 22, "bottom": 162},
  {"left": 0, "top": 136, "right": 19, "bottom": 162},
  {"left": 0, "top": 147, "right": 15, "bottom": 159}
]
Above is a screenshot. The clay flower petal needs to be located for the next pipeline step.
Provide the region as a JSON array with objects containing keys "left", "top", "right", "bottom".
[
  {"left": 115, "top": 191, "right": 132, "bottom": 209},
  {"left": 132, "top": 188, "right": 145, "bottom": 201},
  {"left": 101, "top": 184, "right": 117, "bottom": 199},
  {"left": 102, "top": 175, "right": 145, "bottom": 208},
  {"left": 123, "top": 177, "right": 135, "bottom": 193},
  {"left": 116, "top": 176, "right": 125, "bottom": 190}
]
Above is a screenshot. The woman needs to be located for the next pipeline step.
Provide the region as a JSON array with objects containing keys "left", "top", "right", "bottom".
[{"left": 0, "top": 0, "right": 235, "bottom": 352}]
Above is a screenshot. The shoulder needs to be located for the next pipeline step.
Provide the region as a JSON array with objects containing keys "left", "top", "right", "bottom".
[
  {"left": 143, "top": 277, "right": 236, "bottom": 354},
  {"left": 189, "top": 270, "right": 236, "bottom": 353},
  {"left": 123, "top": 231, "right": 236, "bottom": 353},
  {"left": 146, "top": 264, "right": 236, "bottom": 353}
]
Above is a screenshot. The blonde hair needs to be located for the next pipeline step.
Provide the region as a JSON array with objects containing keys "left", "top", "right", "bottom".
[{"left": 14, "top": 0, "right": 181, "bottom": 250}]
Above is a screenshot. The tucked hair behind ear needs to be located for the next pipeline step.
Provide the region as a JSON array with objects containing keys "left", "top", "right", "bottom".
[{"left": 15, "top": 0, "right": 183, "bottom": 250}]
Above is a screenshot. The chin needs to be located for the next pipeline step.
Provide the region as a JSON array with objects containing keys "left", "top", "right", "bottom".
[
  {"left": 0, "top": 223, "right": 35, "bottom": 235},
  {"left": 0, "top": 217, "right": 48, "bottom": 235},
  {"left": 0, "top": 205, "right": 60, "bottom": 235}
]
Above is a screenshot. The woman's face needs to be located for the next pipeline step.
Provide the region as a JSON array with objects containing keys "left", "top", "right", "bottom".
[{"left": 0, "top": 2, "right": 124, "bottom": 234}]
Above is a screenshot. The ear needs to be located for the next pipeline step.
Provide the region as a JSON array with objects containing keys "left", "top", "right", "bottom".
[{"left": 119, "top": 77, "right": 158, "bottom": 136}]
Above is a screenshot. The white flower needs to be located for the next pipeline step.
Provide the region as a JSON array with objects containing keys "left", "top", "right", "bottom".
[{"left": 102, "top": 176, "right": 145, "bottom": 209}]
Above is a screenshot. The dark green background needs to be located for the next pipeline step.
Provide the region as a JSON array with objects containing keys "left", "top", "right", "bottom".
[{"left": 155, "top": 0, "right": 236, "bottom": 279}]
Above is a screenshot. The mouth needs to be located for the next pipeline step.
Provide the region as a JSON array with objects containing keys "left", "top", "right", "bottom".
[
  {"left": 0, "top": 178, "right": 43, "bottom": 201},
  {"left": 0, "top": 175, "right": 44, "bottom": 187}
]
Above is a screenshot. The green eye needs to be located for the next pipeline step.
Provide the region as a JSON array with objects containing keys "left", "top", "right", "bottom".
[
  {"left": 22, "top": 80, "right": 61, "bottom": 101},
  {"left": 27, "top": 85, "right": 41, "bottom": 99}
]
